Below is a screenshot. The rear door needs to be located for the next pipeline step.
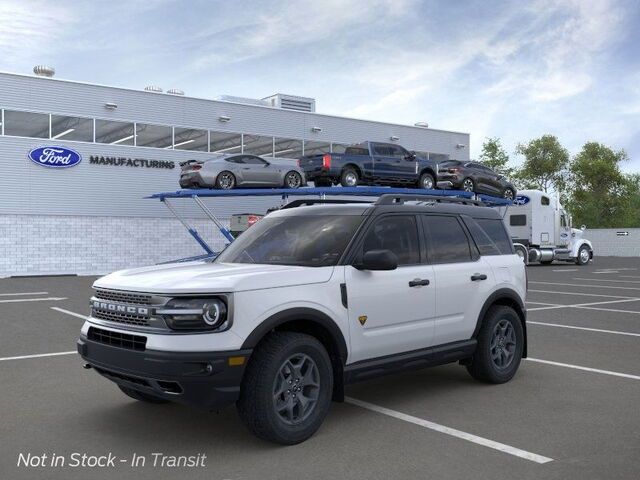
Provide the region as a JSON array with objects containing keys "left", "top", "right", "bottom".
[
  {"left": 370, "top": 143, "right": 395, "bottom": 181},
  {"left": 422, "top": 215, "right": 494, "bottom": 345},
  {"left": 345, "top": 214, "right": 436, "bottom": 363}
]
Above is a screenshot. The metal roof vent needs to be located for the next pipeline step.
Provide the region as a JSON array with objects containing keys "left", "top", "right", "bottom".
[
  {"left": 144, "top": 85, "right": 163, "bottom": 93},
  {"left": 262, "top": 94, "right": 316, "bottom": 112},
  {"left": 167, "top": 88, "right": 185, "bottom": 95},
  {"left": 33, "top": 65, "right": 55, "bottom": 77}
]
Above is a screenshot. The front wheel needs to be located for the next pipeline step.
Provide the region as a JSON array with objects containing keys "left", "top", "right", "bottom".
[
  {"left": 284, "top": 171, "right": 303, "bottom": 189},
  {"left": 462, "top": 177, "right": 475, "bottom": 192},
  {"left": 466, "top": 305, "right": 523, "bottom": 384},
  {"left": 237, "top": 332, "right": 333, "bottom": 445},
  {"left": 576, "top": 245, "right": 591, "bottom": 265},
  {"left": 503, "top": 187, "right": 515, "bottom": 200},
  {"left": 418, "top": 172, "right": 435, "bottom": 189}
]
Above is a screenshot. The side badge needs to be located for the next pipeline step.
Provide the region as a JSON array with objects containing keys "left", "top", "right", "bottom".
[{"left": 358, "top": 315, "right": 367, "bottom": 326}]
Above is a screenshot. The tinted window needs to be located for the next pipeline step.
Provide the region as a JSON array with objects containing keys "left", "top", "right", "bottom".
[
  {"left": 345, "top": 146, "right": 369, "bottom": 155},
  {"left": 422, "top": 216, "right": 472, "bottom": 263},
  {"left": 242, "top": 156, "right": 267, "bottom": 165},
  {"left": 210, "top": 131, "right": 242, "bottom": 154},
  {"left": 51, "top": 115, "right": 93, "bottom": 142},
  {"left": 473, "top": 218, "right": 513, "bottom": 255},
  {"left": 95, "top": 119, "right": 134, "bottom": 145},
  {"left": 372, "top": 144, "right": 392, "bottom": 156},
  {"left": 173, "top": 127, "right": 208, "bottom": 151},
  {"left": 541, "top": 196, "right": 550, "bottom": 206},
  {"left": 274, "top": 138, "right": 303, "bottom": 158},
  {"left": 226, "top": 156, "right": 245, "bottom": 164},
  {"left": 4, "top": 110, "right": 49, "bottom": 138},
  {"left": 510, "top": 215, "right": 526, "bottom": 226},
  {"left": 243, "top": 135, "right": 274, "bottom": 156},
  {"left": 136, "top": 123, "right": 172, "bottom": 148},
  {"left": 362, "top": 216, "right": 420, "bottom": 265},
  {"left": 215, "top": 215, "right": 363, "bottom": 267}
]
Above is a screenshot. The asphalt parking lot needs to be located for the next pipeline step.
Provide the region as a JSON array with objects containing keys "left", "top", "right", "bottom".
[{"left": 1, "top": 257, "right": 639, "bottom": 480}]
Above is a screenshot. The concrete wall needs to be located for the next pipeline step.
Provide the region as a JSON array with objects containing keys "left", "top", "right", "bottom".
[{"left": 585, "top": 228, "right": 640, "bottom": 257}]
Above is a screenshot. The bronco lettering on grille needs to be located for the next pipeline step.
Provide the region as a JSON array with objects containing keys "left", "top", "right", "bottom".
[{"left": 92, "top": 300, "right": 149, "bottom": 316}]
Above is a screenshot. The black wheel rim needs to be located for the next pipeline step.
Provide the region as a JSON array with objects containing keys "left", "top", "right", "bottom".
[
  {"left": 463, "top": 179, "right": 474, "bottom": 192},
  {"left": 273, "top": 353, "right": 320, "bottom": 425},
  {"left": 286, "top": 172, "right": 301, "bottom": 188},
  {"left": 490, "top": 319, "right": 517, "bottom": 370},
  {"left": 504, "top": 189, "right": 514, "bottom": 199},
  {"left": 218, "top": 173, "right": 234, "bottom": 189}
]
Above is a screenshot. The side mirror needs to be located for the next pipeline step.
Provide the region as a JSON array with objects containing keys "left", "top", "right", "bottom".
[
  {"left": 405, "top": 151, "right": 416, "bottom": 160},
  {"left": 355, "top": 249, "right": 398, "bottom": 271},
  {"left": 581, "top": 225, "right": 586, "bottom": 231}
]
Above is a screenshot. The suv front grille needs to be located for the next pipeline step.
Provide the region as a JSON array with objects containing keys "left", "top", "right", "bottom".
[
  {"left": 92, "top": 309, "right": 151, "bottom": 326},
  {"left": 88, "top": 326, "right": 147, "bottom": 351},
  {"left": 94, "top": 289, "right": 152, "bottom": 305}
]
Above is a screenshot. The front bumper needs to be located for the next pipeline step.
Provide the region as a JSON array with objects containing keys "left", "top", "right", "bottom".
[{"left": 77, "top": 336, "right": 251, "bottom": 409}]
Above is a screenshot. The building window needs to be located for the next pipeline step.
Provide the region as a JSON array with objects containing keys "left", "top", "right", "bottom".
[
  {"left": 243, "top": 135, "right": 274, "bottom": 156},
  {"left": 51, "top": 115, "right": 93, "bottom": 142},
  {"left": 95, "top": 119, "right": 135, "bottom": 145},
  {"left": 331, "top": 143, "right": 349, "bottom": 154},
  {"left": 274, "top": 137, "right": 303, "bottom": 158},
  {"left": 210, "top": 131, "right": 242, "bottom": 154},
  {"left": 303, "top": 140, "right": 330, "bottom": 156},
  {"left": 4, "top": 110, "right": 49, "bottom": 138},
  {"left": 173, "top": 127, "right": 208, "bottom": 151},
  {"left": 135, "top": 123, "right": 172, "bottom": 148}
]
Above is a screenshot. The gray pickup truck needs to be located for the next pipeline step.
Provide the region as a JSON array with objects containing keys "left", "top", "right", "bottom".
[{"left": 298, "top": 141, "right": 439, "bottom": 189}]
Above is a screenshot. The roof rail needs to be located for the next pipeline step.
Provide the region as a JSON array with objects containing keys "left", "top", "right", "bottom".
[
  {"left": 280, "top": 199, "right": 373, "bottom": 209},
  {"left": 374, "top": 194, "right": 485, "bottom": 207}
]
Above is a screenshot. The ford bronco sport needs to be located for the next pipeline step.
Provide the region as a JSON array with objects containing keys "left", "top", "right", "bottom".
[{"left": 78, "top": 194, "right": 527, "bottom": 444}]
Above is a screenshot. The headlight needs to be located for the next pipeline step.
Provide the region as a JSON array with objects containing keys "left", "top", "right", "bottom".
[{"left": 158, "top": 297, "right": 229, "bottom": 332}]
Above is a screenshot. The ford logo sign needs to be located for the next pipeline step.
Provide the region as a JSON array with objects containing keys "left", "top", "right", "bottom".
[
  {"left": 28, "top": 146, "right": 82, "bottom": 168},
  {"left": 513, "top": 195, "right": 530, "bottom": 206}
]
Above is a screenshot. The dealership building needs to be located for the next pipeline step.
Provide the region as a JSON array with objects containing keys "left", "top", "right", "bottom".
[{"left": 0, "top": 68, "right": 471, "bottom": 276}]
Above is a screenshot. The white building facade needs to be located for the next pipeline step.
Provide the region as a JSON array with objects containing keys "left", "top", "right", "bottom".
[{"left": 0, "top": 71, "right": 470, "bottom": 276}]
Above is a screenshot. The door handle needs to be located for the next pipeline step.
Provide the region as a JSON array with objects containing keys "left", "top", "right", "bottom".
[
  {"left": 471, "top": 274, "right": 487, "bottom": 281},
  {"left": 409, "top": 278, "right": 430, "bottom": 287}
]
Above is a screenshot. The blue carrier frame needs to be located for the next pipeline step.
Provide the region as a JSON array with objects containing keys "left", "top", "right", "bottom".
[{"left": 147, "top": 187, "right": 512, "bottom": 261}]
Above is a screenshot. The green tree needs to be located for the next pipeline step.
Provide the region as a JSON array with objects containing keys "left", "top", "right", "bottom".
[
  {"left": 567, "top": 142, "right": 637, "bottom": 228},
  {"left": 479, "top": 137, "right": 513, "bottom": 177},
  {"left": 514, "top": 135, "right": 569, "bottom": 192}
]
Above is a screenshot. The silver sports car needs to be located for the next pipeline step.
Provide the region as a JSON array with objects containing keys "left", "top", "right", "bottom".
[{"left": 179, "top": 154, "right": 307, "bottom": 189}]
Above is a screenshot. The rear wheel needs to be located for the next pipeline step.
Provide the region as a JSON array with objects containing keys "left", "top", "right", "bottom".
[
  {"left": 237, "top": 332, "right": 333, "bottom": 445},
  {"left": 284, "top": 171, "right": 303, "bottom": 189},
  {"left": 118, "top": 385, "right": 169, "bottom": 404},
  {"left": 503, "top": 187, "right": 515, "bottom": 200},
  {"left": 576, "top": 245, "right": 591, "bottom": 265},
  {"left": 418, "top": 172, "right": 435, "bottom": 190},
  {"left": 216, "top": 171, "right": 236, "bottom": 189},
  {"left": 340, "top": 168, "right": 359, "bottom": 187},
  {"left": 466, "top": 305, "right": 523, "bottom": 384},
  {"left": 462, "top": 178, "right": 475, "bottom": 192}
]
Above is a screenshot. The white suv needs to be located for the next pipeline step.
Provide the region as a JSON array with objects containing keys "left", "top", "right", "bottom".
[{"left": 78, "top": 194, "right": 527, "bottom": 444}]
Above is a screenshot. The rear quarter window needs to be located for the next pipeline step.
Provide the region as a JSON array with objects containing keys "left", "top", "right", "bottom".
[
  {"left": 345, "top": 147, "right": 370, "bottom": 156},
  {"left": 465, "top": 217, "right": 514, "bottom": 255}
]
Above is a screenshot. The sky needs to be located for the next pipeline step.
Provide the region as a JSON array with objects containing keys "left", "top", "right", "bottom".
[{"left": 1, "top": 0, "right": 639, "bottom": 171}]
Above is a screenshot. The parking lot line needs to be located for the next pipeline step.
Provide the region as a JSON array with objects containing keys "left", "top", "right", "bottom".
[
  {"left": 527, "top": 298, "right": 640, "bottom": 312},
  {"left": 0, "top": 291, "right": 49, "bottom": 296},
  {"left": 529, "top": 289, "right": 638, "bottom": 299},
  {"left": 526, "top": 358, "right": 640, "bottom": 381},
  {"left": 620, "top": 275, "right": 640, "bottom": 279},
  {"left": 572, "top": 277, "right": 640, "bottom": 284},
  {"left": 552, "top": 269, "right": 578, "bottom": 272},
  {"left": 574, "top": 306, "right": 640, "bottom": 315},
  {"left": 345, "top": 397, "right": 553, "bottom": 464},
  {"left": 529, "top": 281, "right": 640, "bottom": 291},
  {"left": 526, "top": 301, "right": 560, "bottom": 306},
  {"left": 0, "top": 351, "right": 76, "bottom": 362},
  {"left": 528, "top": 321, "right": 640, "bottom": 337},
  {"left": 0, "top": 296, "right": 68, "bottom": 304},
  {"left": 51, "top": 306, "right": 89, "bottom": 320}
]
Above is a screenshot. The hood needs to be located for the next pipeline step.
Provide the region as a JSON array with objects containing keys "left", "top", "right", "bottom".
[{"left": 93, "top": 261, "right": 334, "bottom": 294}]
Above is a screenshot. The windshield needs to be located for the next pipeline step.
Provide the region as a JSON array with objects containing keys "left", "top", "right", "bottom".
[{"left": 215, "top": 215, "right": 364, "bottom": 267}]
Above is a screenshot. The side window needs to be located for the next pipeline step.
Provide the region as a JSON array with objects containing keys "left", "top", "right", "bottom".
[
  {"left": 510, "top": 215, "right": 527, "bottom": 226},
  {"left": 388, "top": 145, "right": 407, "bottom": 159},
  {"left": 362, "top": 216, "right": 420, "bottom": 266},
  {"left": 226, "top": 156, "right": 244, "bottom": 164},
  {"left": 372, "top": 144, "right": 391, "bottom": 156},
  {"left": 541, "top": 196, "right": 550, "bottom": 206},
  {"left": 471, "top": 218, "right": 514, "bottom": 255},
  {"left": 243, "top": 156, "right": 268, "bottom": 165},
  {"left": 560, "top": 214, "right": 567, "bottom": 227},
  {"left": 422, "top": 215, "right": 472, "bottom": 263}
]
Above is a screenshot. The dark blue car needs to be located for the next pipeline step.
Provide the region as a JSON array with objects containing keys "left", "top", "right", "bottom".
[{"left": 298, "top": 141, "right": 439, "bottom": 189}]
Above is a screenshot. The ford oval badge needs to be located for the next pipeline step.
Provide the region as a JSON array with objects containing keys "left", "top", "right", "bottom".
[
  {"left": 28, "top": 146, "right": 82, "bottom": 168},
  {"left": 513, "top": 195, "right": 530, "bottom": 206}
]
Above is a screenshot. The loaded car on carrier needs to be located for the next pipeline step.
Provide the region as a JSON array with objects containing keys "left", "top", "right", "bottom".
[{"left": 77, "top": 193, "right": 527, "bottom": 445}]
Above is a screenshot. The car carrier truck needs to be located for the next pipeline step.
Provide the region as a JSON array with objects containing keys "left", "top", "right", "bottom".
[{"left": 503, "top": 189, "right": 593, "bottom": 265}]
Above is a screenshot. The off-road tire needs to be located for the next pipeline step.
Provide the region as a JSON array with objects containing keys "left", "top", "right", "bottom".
[
  {"left": 466, "top": 305, "right": 523, "bottom": 384},
  {"left": 237, "top": 332, "right": 333, "bottom": 445},
  {"left": 118, "top": 385, "right": 169, "bottom": 404}
]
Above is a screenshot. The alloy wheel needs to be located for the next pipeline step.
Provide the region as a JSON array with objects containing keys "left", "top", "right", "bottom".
[
  {"left": 462, "top": 179, "right": 474, "bottom": 192},
  {"left": 580, "top": 247, "right": 590, "bottom": 263},
  {"left": 422, "top": 176, "right": 434, "bottom": 189},
  {"left": 286, "top": 172, "right": 302, "bottom": 189},
  {"left": 344, "top": 172, "right": 358, "bottom": 187},
  {"left": 218, "top": 173, "right": 235, "bottom": 189},
  {"left": 490, "top": 319, "right": 517, "bottom": 370},
  {"left": 272, "top": 353, "right": 320, "bottom": 425},
  {"left": 503, "top": 188, "right": 514, "bottom": 200}
]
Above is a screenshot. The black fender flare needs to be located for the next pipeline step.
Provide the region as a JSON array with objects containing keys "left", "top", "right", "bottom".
[
  {"left": 473, "top": 288, "right": 528, "bottom": 357},
  {"left": 241, "top": 307, "right": 348, "bottom": 362}
]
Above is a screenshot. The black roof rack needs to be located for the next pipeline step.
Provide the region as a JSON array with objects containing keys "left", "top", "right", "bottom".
[
  {"left": 280, "top": 199, "right": 373, "bottom": 210},
  {"left": 374, "top": 194, "right": 485, "bottom": 207}
]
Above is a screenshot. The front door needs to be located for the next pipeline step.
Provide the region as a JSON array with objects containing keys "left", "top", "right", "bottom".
[
  {"left": 345, "top": 214, "right": 436, "bottom": 363},
  {"left": 240, "top": 155, "right": 279, "bottom": 185}
]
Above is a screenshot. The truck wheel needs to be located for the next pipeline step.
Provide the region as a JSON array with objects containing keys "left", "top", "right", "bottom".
[
  {"left": 237, "top": 332, "right": 333, "bottom": 445},
  {"left": 340, "top": 168, "right": 359, "bottom": 187},
  {"left": 576, "top": 245, "right": 591, "bottom": 265},
  {"left": 118, "top": 385, "right": 169, "bottom": 404},
  {"left": 466, "top": 305, "right": 523, "bottom": 384},
  {"left": 418, "top": 172, "right": 435, "bottom": 189},
  {"left": 215, "top": 171, "right": 236, "bottom": 189}
]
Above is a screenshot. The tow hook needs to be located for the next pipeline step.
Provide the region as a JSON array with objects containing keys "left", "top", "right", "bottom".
[{"left": 82, "top": 363, "right": 92, "bottom": 370}]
